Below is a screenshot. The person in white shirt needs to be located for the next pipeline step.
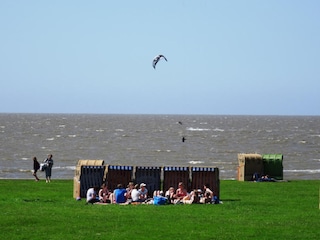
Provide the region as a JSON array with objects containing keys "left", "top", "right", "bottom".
[
  {"left": 131, "top": 184, "right": 142, "bottom": 202},
  {"left": 86, "top": 186, "right": 99, "bottom": 204}
]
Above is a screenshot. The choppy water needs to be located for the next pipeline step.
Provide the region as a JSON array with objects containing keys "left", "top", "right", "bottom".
[{"left": 0, "top": 113, "right": 319, "bottom": 180}]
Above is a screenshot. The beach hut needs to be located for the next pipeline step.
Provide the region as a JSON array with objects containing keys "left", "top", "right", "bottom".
[
  {"left": 191, "top": 167, "right": 220, "bottom": 198},
  {"left": 262, "top": 154, "right": 283, "bottom": 180},
  {"left": 73, "top": 160, "right": 105, "bottom": 198},
  {"left": 105, "top": 165, "right": 133, "bottom": 191},
  {"left": 134, "top": 166, "right": 162, "bottom": 197},
  {"left": 163, "top": 166, "right": 190, "bottom": 192},
  {"left": 237, "top": 153, "right": 263, "bottom": 181}
]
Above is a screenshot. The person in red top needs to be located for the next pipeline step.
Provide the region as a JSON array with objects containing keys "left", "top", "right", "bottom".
[{"left": 174, "top": 182, "right": 188, "bottom": 204}]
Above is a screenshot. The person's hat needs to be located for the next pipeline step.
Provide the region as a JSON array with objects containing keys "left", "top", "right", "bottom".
[{"left": 140, "top": 183, "right": 146, "bottom": 187}]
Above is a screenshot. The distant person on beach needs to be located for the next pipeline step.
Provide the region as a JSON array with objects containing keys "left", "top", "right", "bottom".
[
  {"left": 32, "top": 157, "right": 40, "bottom": 181},
  {"left": 44, "top": 154, "right": 54, "bottom": 183}
]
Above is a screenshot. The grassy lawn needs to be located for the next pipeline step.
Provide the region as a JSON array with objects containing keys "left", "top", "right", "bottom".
[{"left": 0, "top": 179, "right": 319, "bottom": 240}]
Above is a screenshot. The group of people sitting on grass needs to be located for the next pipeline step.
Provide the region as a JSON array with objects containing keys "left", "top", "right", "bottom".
[{"left": 86, "top": 181, "right": 220, "bottom": 205}]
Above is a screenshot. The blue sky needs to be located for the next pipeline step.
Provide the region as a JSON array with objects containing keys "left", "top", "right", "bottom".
[{"left": 1, "top": 0, "right": 319, "bottom": 115}]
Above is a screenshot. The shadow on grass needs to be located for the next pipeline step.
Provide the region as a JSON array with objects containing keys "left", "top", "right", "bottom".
[
  {"left": 220, "top": 199, "right": 241, "bottom": 202},
  {"left": 22, "top": 199, "right": 55, "bottom": 202}
]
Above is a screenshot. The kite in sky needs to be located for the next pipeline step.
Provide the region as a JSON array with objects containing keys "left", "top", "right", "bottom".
[{"left": 152, "top": 54, "right": 167, "bottom": 69}]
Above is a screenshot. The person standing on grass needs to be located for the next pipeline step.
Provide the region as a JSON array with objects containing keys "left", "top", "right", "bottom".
[
  {"left": 44, "top": 154, "right": 54, "bottom": 183},
  {"left": 32, "top": 157, "right": 40, "bottom": 181}
]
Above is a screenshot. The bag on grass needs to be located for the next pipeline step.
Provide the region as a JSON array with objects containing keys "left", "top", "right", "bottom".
[{"left": 153, "top": 196, "right": 167, "bottom": 205}]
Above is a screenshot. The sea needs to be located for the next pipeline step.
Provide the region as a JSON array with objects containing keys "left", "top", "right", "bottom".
[{"left": 0, "top": 113, "right": 319, "bottom": 180}]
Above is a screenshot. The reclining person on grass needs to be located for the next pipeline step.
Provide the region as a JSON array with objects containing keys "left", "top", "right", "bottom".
[
  {"left": 182, "top": 189, "right": 201, "bottom": 204},
  {"left": 253, "top": 173, "right": 276, "bottom": 182}
]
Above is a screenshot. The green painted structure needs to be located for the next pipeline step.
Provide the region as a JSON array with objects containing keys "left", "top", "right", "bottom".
[{"left": 262, "top": 154, "right": 283, "bottom": 180}]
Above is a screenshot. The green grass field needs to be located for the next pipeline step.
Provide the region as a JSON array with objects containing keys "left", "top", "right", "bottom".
[{"left": 0, "top": 179, "right": 319, "bottom": 240}]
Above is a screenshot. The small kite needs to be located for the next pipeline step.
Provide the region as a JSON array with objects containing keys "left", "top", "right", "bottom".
[{"left": 152, "top": 54, "right": 167, "bottom": 69}]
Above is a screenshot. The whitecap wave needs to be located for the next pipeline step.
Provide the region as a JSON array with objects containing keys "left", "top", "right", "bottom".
[
  {"left": 284, "top": 169, "right": 320, "bottom": 173},
  {"left": 19, "top": 169, "right": 32, "bottom": 173},
  {"left": 189, "top": 160, "right": 204, "bottom": 164},
  {"left": 211, "top": 161, "right": 234, "bottom": 165},
  {"left": 187, "top": 127, "right": 211, "bottom": 131},
  {"left": 155, "top": 149, "right": 172, "bottom": 153},
  {"left": 213, "top": 128, "right": 224, "bottom": 132},
  {"left": 52, "top": 166, "right": 76, "bottom": 170},
  {"left": 310, "top": 134, "right": 320, "bottom": 137},
  {"left": 220, "top": 169, "right": 236, "bottom": 173}
]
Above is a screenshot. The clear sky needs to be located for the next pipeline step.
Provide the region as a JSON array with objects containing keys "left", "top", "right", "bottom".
[{"left": 1, "top": 0, "right": 319, "bottom": 115}]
